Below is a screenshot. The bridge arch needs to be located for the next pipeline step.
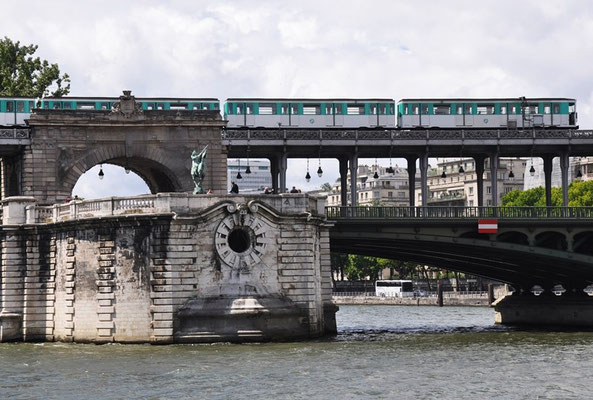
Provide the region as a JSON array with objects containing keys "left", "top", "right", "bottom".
[
  {"left": 497, "top": 231, "right": 529, "bottom": 246},
  {"left": 573, "top": 231, "right": 593, "bottom": 256},
  {"left": 59, "top": 144, "right": 183, "bottom": 199},
  {"left": 534, "top": 231, "right": 568, "bottom": 251}
]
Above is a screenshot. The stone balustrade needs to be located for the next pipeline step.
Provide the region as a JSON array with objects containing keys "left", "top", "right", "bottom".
[{"left": 1, "top": 193, "right": 327, "bottom": 225}]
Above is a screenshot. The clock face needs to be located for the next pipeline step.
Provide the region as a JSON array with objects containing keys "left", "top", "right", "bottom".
[{"left": 214, "top": 211, "right": 269, "bottom": 270}]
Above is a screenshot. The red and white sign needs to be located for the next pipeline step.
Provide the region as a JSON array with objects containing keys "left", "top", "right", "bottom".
[{"left": 478, "top": 219, "right": 498, "bottom": 233}]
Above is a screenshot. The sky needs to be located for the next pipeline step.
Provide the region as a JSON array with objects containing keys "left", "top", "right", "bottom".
[{"left": 4, "top": 0, "right": 593, "bottom": 197}]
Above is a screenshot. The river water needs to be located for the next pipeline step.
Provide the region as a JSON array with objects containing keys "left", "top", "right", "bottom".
[{"left": 2, "top": 305, "right": 593, "bottom": 399}]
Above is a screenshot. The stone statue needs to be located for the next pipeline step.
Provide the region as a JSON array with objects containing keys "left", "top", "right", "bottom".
[{"left": 191, "top": 145, "right": 208, "bottom": 194}]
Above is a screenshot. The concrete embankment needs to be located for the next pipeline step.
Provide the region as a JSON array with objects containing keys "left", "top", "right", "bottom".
[{"left": 333, "top": 295, "right": 490, "bottom": 307}]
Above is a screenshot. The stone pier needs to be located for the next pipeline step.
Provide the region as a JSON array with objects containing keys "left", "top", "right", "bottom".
[
  {"left": 0, "top": 193, "right": 337, "bottom": 343},
  {"left": 494, "top": 293, "right": 593, "bottom": 327}
]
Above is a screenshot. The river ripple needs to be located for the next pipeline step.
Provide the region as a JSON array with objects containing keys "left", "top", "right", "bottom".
[{"left": 1, "top": 305, "right": 593, "bottom": 399}]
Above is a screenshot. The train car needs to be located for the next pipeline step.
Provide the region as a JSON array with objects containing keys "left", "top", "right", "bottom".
[
  {"left": 0, "top": 97, "right": 36, "bottom": 125},
  {"left": 397, "top": 98, "right": 577, "bottom": 129},
  {"left": 224, "top": 98, "right": 396, "bottom": 128},
  {"left": 40, "top": 97, "right": 220, "bottom": 111}
]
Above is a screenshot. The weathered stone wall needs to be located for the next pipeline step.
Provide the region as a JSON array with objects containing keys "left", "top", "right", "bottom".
[
  {"left": 0, "top": 194, "right": 336, "bottom": 343},
  {"left": 24, "top": 92, "right": 227, "bottom": 204}
]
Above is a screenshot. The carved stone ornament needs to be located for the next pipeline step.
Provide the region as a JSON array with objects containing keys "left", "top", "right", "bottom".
[
  {"left": 214, "top": 203, "right": 270, "bottom": 271},
  {"left": 111, "top": 90, "right": 143, "bottom": 117}
]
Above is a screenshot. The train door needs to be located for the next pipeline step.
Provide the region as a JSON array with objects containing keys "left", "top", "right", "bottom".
[
  {"left": 419, "top": 103, "right": 430, "bottom": 127},
  {"left": 409, "top": 103, "right": 420, "bottom": 127},
  {"left": 334, "top": 103, "right": 344, "bottom": 127},
  {"left": 569, "top": 101, "right": 577, "bottom": 126}
]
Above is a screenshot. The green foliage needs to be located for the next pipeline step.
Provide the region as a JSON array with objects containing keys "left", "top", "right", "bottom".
[
  {"left": 0, "top": 37, "right": 70, "bottom": 98},
  {"left": 568, "top": 180, "right": 593, "bottom": 206},
  {"left": 330, "top": 252, "right": 349, "bottom": 280},
  {"left": 344, "top": 254, "right": 383, "bottom": 280},
  {"left": 502, "top": 182, "right": 593, "bottom": 207}
]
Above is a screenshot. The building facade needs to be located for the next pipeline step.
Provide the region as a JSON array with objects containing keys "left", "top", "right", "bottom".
[
  {"left": 419, "top": 158, "right": 527, "bottom": 206},
  {"left": 327, "top": 165, "right": 411, "bottom": 206},
  {"left": 227, "top": 159, "right": 272, "bottom": 194}
]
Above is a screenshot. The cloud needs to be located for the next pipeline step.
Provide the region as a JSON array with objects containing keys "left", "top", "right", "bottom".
[{"left": 3, "top": 0, "right": 592, "bottom": 198}]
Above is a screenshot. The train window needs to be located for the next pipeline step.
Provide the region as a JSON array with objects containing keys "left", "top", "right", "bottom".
[
  {"left": 280, "top": 105, "right": 288, "bottom": 114},
  {"left": 465, "top": 104, "right": 472, "bottom": 114},
  {"left": 500, "top": 105, "right": 507, "bottom": 115},
  {"left": 421, "top": 105, "right": 429, "bottom": 115},
  {"left": 6, "top": 102, "right": 14, "bottom": 112},
  {"left": 511, "top": 105, "right": 517, "bottom": 114},
  {"left": 434, "top": 105, "right": 450, "bottom": 115},
  {"left": 53, "top": 102, "right": 61, "bottom": 109},
  {"left": 157, "top": 103, "right": 165, "bottom": 110},
  {"left": 347, "top": 105, "right": 364, "bottom": 115},
  {"left": 29, "top": 101, "right": 34, "bottom": 110},
  {"left": 477, "top": 105, "right": 494, "bottom": 114},
  {"left": 371, "top": 105, "right": 377, "bottom": 115},
  {"left": 43, "top": 102, "right": 50, "bottom": 109},
  {"left": 456, "top": 105, "right": 463, "bottom": 115},
  {"left": 259, "top": 103, "right": 275, "bottom": 115},
  {"left": 544, "top": 105, "right": 551, "bottom": 114},
  {"left": 290, "top": 105, "right": 299, "bottom": 114},
  {"left": 569, "top": 103, "right": 576, "bottom": 112},
  {"left": 170, "top": 103, "right": 188, "bottom": 110},
  {"left": 76, "top": 102, "right": 95, "bottom": 110},
  {"left": 553, "top": 104, "right": 560, "bottom": 113},
  {"left": 303, "top": 105, "right": 320, "bottom": 115},
  {"left": 63, "top": 102, "right": 72, "bottom": 109},
  {"left": 524, "top": 105, "right": 536, "bottom": 114},
  {"left": 100, "top": 102, "right": 110, "bottom": 110},
  {"left": 146, "top": 103, "right": 155, "bottom": 110},
  {"left": 16, "top": 101, "right": 24, "bottom": 112},
  {"left": 335, "top": 105, "right": 344, "bottom": 115},
  {"left": 412, "top": 105, "right": 419, "bottom": 115},
  {"left": 246, "top": 105, "right": 253, "bottom": 114},
  {"left": 404, "top": 105, "right": 409, "bottom": 114}
]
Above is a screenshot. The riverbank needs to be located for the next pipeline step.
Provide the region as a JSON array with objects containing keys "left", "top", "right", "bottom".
[{"left": 333, "top": 294, "right": 491, "bottom": 306}]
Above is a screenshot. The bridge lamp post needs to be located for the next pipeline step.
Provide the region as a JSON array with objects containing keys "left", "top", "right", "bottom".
[
  {"left": 508, "top": 159, "right": 514, "bottom": 180},
  {"left": 236, "top": 158, "right": 242, "bottom": 180},
  {"left": 373, "top": 157, "right": 379, "bottom": 179},
  {"left": 529, "top": 163, "right": 536, "bottom": 177},
  {"left": 98, "top": 164, "right": 104, "bottom": 180},
  {"left": 305, "top": 158, "right": 311, "bottom": 182}
]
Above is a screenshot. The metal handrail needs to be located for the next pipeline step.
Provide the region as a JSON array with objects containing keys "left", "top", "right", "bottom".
[{"left": 326, "top": 206, "right": 593, "bottom": 219}]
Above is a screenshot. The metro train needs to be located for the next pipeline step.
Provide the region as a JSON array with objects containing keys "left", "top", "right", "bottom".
[{"left": 0, "top": 96, "right": 578, "bottom": 129}]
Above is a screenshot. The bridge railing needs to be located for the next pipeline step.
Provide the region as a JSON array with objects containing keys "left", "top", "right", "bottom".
[
  {"left": 223, "top": 128, "right": 593, "bottom": 142},
  {"left": 326, "top": 206, "right": 593, "bottom": 219}
]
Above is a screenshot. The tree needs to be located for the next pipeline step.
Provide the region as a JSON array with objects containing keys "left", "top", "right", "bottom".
[
  {"left": 330, "top": 252, "right": 349, "bottom": 282},
  {"left": 568, "top": 180, "right": 593, "bottom": 206},
  {"left": 345, "top": 254, "right": 383, "bottom": 280},
  {"left": 0, "top": 37, "right": 70, "bottom": 98},
  {"left": 502, "top": 181, "right": 593, "bottom": 207}
]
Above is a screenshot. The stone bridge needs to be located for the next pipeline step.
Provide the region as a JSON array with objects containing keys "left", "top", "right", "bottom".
[
  {"left": 327, "top": 205, "right": 593, "bottom": 326},
  {"left": 0, "top": 194, "right": 336, "bottom": 343},
  {"left": 2, "top": 92, "right": 227, "bottom": 204}
]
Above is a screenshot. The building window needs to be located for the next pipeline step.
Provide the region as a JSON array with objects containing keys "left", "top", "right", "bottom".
[
  {"left": 469, "top": 200, "right": 474, "bottom": 206},
  {"left": 486, "top": 186, "right": 491, "bottom": 194},
  {"left": 388, "top": 192, "right": 393, "bottom": 198},
  {"left": 469, "top": 187, "right": 474, "bottom": 194}
]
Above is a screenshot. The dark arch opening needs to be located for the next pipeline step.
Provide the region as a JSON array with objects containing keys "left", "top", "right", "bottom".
[
  {"left": 573, "top": 232, "right": 593, "bottom": 256},
  {"left": 534, "top": 231, "right": 567, "bottom": 251},
  {"left": 228, "top": 228, "right": 251, "bottom": 253},
  {"left": 497, "top": 231, "right": 529, "bottom": 246}
]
